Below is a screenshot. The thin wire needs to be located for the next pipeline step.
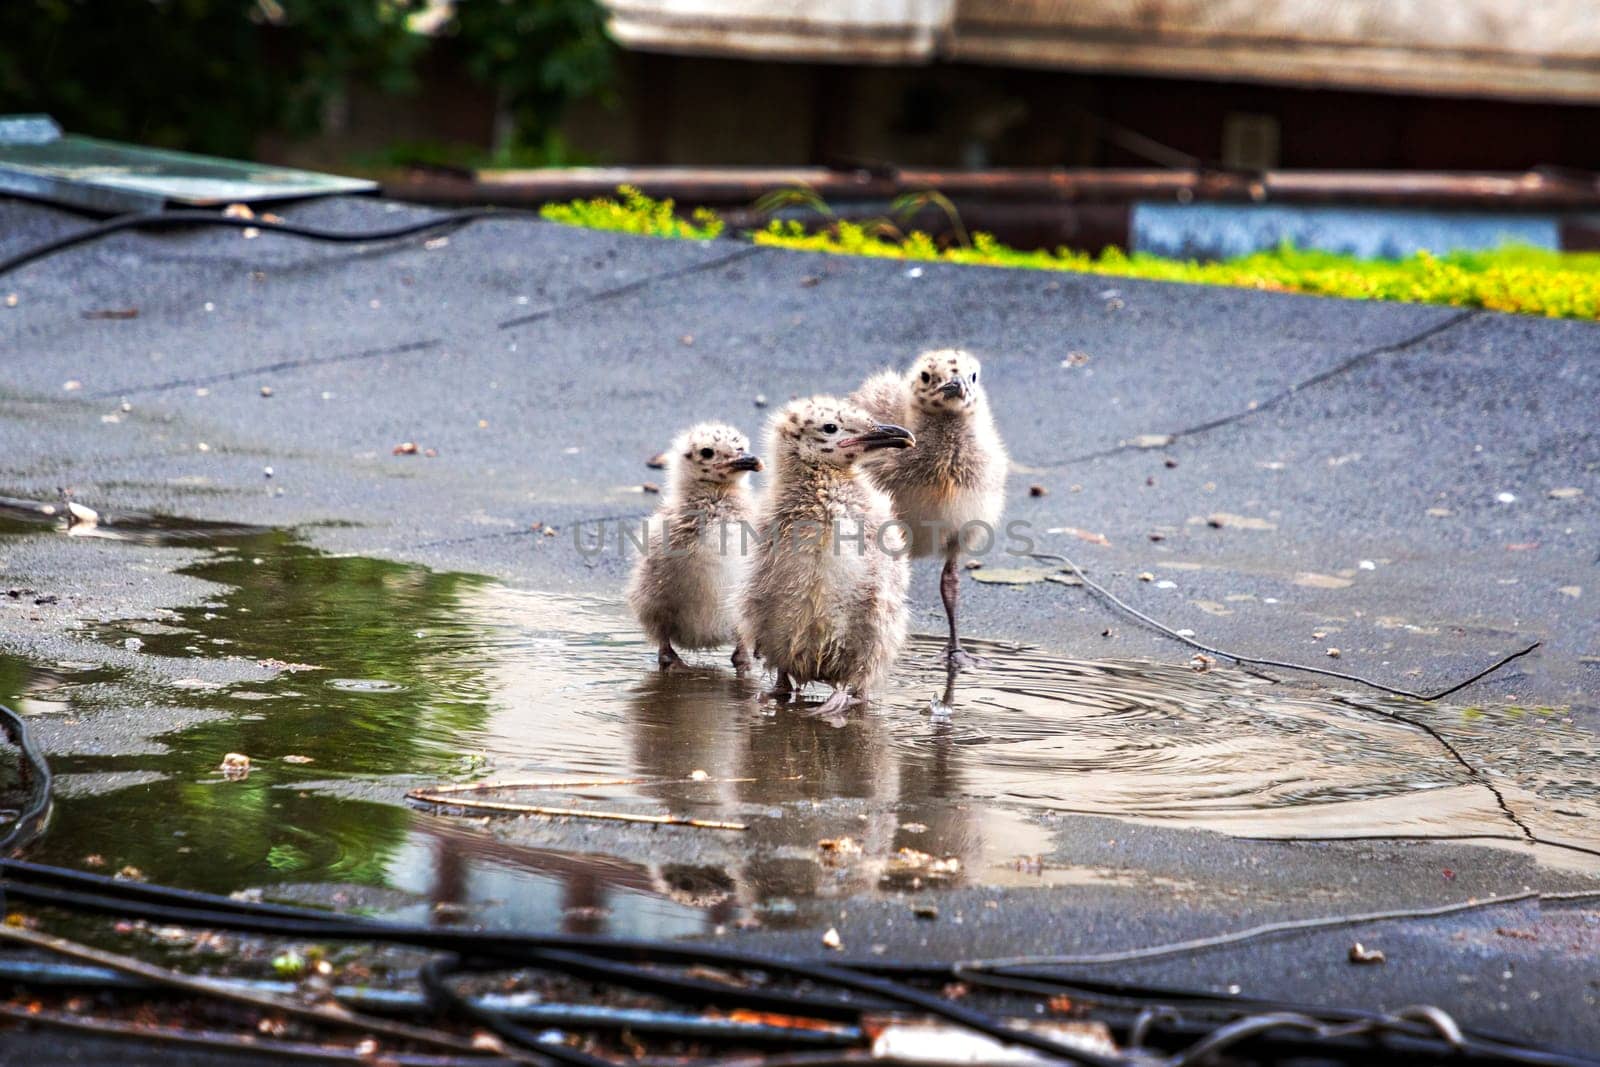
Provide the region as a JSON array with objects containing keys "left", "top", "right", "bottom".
[
  {"left": 7, "top": 858, "right": 1594, "bottom": 1001},
  {"left": 0, "top": 208, "right": 535, "bottom": 279},
  {"left": 1045, "top": 310, "right": 1479, "bottom": 467},
  {"left": 958, "top": 890, "right": 1538, "bottom": 971},
  {"left": 1026, "top": 552, "right": 1539, "bottom": 701}
]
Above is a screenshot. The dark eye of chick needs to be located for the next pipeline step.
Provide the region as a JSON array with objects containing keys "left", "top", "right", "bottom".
[
  {"left": 920, "top": 372, "right": 931, "bottom": 384},
  {"left": 971, "top": 371, "right": 979, "bottom": 383},
  {"left": 821, "top": 423, "right": 838, "bottom": 434},
  {"left": 699, "top": 447, "right": 714, "bottom": 459}
]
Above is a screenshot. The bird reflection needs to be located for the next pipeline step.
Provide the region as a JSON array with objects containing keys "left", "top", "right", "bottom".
[
  {"left": 891, "top": 663, "right": 978, "bottom": 870},
  {"left": 617, "top": 659, "right": 984, "bottom": 919}
]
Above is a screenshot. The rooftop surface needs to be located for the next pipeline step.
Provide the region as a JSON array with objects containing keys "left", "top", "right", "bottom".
[{"left": 1, "top": 194, "right": 1597, "bottom": 1056}]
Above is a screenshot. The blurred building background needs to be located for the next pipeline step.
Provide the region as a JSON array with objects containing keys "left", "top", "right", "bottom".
[
  {"left": 590, "top": 0, "right": 1600, "bottom": 172},
  {"left": 4, "top": 1, "right": 1600, "bottom": 254}
]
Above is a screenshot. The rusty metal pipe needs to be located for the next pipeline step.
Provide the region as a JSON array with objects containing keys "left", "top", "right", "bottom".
[{"left": 382, "top": 166, "right": 1600, "bottom": 210}]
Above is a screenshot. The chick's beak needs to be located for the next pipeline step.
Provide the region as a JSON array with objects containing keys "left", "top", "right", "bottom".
[
  {"left": 728, "top": 451, "right": 763, "bottom": 472},
  {"left": 939, "top": 378, "right": 968, "bottom": 399},
  {"left": 844, "top": 423, "right": 916, "bottom": 451}
]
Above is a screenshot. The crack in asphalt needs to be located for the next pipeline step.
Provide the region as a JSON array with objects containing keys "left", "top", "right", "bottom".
[
  {"left": 84, "top": 339, "right": 444, "bottom": 400},
  {"left": 1334, "top": 693, "right": 1600, "bottom": 864},
  {"left": 495, "top": 244, "right": 769, "bottom": 331},
  {"left": 79, "top": 245, "right": 771, "bottom": 401},
  {"left": 1044, "top": 308, "right": 1481, "bottom": 467}
]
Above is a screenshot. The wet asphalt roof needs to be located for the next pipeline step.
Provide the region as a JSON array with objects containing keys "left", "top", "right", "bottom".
[{"left": 1, "top": 194, "right": 1598, "bottom": 1052}]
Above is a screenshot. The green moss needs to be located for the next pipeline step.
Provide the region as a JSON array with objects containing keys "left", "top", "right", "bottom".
[
  {"left": 540, "top": 185, "right": 723, "bottom": 240},
  {"left": 541, "top": 189, "right": 1600, "bottom": 319}
]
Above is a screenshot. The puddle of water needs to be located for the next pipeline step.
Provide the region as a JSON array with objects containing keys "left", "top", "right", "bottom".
[
  {"left": 0, "top": 495, "right": 267, "bottom": 547},
  {"left": 1, "top": 524, "right": 1596, "bottom": 939}
]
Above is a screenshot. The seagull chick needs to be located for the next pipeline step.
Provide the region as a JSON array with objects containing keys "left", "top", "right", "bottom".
[
  {"left": 853, "top": 349, "right": 1008, "bottom": 669},
  {"left": 740, "top": 397, "right": 915, "bottom": 718},
  {"left": 627, "top": 422, "right": 762, "bottom": 670}
]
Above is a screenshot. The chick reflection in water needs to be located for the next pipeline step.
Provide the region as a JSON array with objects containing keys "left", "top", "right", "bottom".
[{"left": 623, "top": 665, "right": 982, "bottom": 912}]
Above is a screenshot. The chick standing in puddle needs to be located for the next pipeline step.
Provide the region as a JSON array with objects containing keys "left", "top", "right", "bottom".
[
  {"left": 739, "top": 396, "right": 916, "bottom": 720},
  {"left": 627, "top": 422, "right": 762, "bottom": 670},
  {"left": 853, "top": 348, "right": 1008, "bottom": 670}
]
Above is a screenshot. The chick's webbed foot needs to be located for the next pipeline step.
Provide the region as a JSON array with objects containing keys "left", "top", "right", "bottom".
[
  {"left": 657, "top": 643, "right": 686, "bottom": 671},
  {"left": 806, "top": 688, "right": 861, "bottom": 726},
  {"left": 944, "top": 645, "right": 986, "bottom": 672}
]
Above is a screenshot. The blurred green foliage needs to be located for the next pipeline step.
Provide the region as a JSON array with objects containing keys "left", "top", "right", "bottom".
[
  {"left": 0, "top": 0, "right": 614, "bottom": 162},
  {"left": 450, "top": 0, "right": 615, "bottom": 164},
  {"left": 542, "top": 188, "right": 1600, "bottom": 319}
]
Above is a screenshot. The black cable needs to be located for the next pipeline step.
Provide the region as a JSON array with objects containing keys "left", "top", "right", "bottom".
[
  {"left": 0, "top": 877, "right": 837, "bottom": 1033},
  {"left": 0, "top": 856, "right": 388, "bottom": 921},
  {"left": 523, "top": 947, "right": 876, "bottom": 1022},
  {"left": 733, "top": 960, "right": 1122, "bottom": 1066},
  {"left": 8, "top": 862, "right": 1595, "bottom": 1048},
  {"left": 9, "top": 873, "right": 1595, "bottom": 1066},
  {"left": 0, "top": 875, "right": 1119, "bottom": 1065},
  {"left": 0, "top": 867, "right": 860, "bottom": 1017},
  {"left": 0, "top": 703, "right": 52, "bottom": 856},
  {"left": 852, "top": 958, "right": 1598, "bottom": 1061},
  {"left": 0, "top": 1001, "right": 509, "bottom": 1066},
  {"left": 1047, "top": 311, "right": 1481, "bottom": 468},
  {"left": 0, "top": 207, "right": 537, "bottom": 280},
  {"left": 944, "top": 969, "right": 1594, "bottom": 1065},
  {"left": 1026, "top": 552, "right": 1539, "bottom": 701},
  {"left": 421, "top": 955, "right": 606, "bottom": 1067},
  {"left": 1153, "top": 1006, "right": 1600, "bottom": 1067}
]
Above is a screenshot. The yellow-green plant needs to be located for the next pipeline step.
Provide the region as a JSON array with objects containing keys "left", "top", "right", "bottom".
[
  {"left": 541, "top": 189, "right": 1600, "bottom": 319},
  {"left": 760, "top": 222, "right": 1600, "bottom": 319},
  {"left": 540, "top": 185, "right": 723, "bottom": 240}
]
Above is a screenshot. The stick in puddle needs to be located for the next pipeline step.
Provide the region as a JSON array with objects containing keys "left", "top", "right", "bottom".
[
  {"left": 420, "top": 774, "right": 787, "bottom": 795},
  {"left": 407, "top": 789, "right": 749, "bottom": 831}
]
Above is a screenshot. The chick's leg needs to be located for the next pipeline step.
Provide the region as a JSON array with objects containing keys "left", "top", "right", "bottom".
[
  {"left": 941, "top": 553, "right": 980, "bottom": 671},
  {"left": 657, "top": 642, "right": 685, "bottom": 670},
  {"left": 731, "top": 641, "right": 753, "bottom": 672},
  {"left": 760, "top": 671, "right": 794, "bottom": 704}
]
